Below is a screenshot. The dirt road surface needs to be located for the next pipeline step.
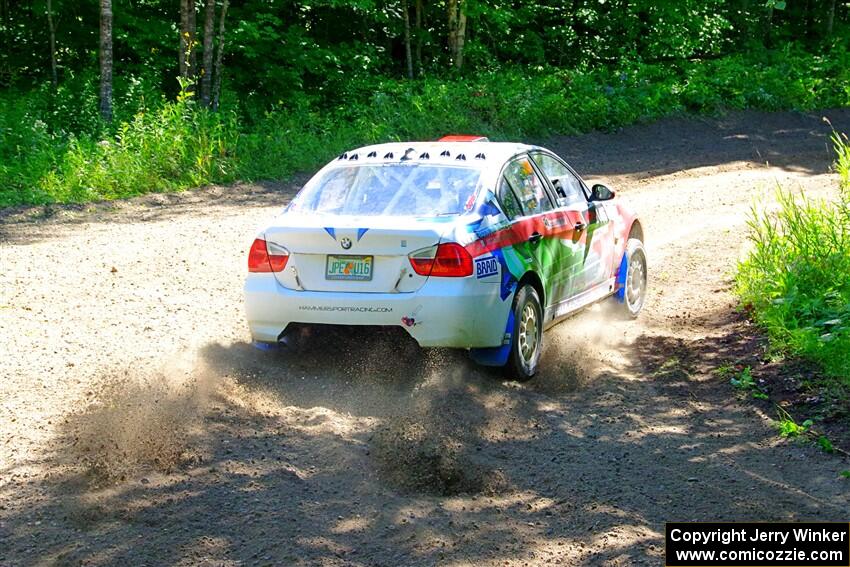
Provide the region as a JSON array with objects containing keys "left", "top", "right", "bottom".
[{"left": 2, "top": 109, "right": 849, "bottom": 566}]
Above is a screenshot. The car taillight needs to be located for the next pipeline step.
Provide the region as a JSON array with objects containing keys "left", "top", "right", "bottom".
[
  {"left": 248, "top": 238, "right": 289, "bottom": 272},
  {"left": 408, "top": 245, "right": 437, "bottom": 275},
  {"left": 408, "top": 242, "right": 473, "bottom": 277}
]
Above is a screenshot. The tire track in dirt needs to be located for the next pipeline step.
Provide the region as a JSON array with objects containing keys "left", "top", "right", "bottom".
[{"left": 1, "top": 109, "right": 849, "bottom": 566}]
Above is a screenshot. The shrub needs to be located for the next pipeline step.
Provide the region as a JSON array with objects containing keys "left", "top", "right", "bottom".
[
  {"left": 1, "top": 44, "right": 849, "bottom": 207},
  {"left": 736, "top": 133, "right": 850, "bottom": 382}
]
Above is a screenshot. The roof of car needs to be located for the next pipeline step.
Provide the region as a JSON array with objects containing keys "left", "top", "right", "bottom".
[{"left": 333, "top": 141, "right": 540, "bottom": 168}]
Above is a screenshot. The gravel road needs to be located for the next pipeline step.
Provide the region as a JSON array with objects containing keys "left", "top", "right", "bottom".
[{"left": 2, "top": 109, "right": 849, "bottom": 566}]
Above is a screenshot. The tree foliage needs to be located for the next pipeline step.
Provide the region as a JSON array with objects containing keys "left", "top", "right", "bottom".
[
  {"left": 1, "top": 0, "right": 846, "bottom": 95},
  {"left": 0, "top": 0, "right": 847, "bottom": 206}
]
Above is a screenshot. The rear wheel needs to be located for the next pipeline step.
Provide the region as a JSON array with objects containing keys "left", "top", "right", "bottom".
[{"left": 505, "top": 284, "right": 543, "bottom": 381}]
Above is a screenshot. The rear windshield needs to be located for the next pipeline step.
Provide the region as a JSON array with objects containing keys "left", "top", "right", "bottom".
[{"left": 289, "top": 164, "right": 482, "bottom": 217}]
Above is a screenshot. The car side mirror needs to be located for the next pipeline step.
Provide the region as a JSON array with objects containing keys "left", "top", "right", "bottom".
[{"left": 590, "top": 184, "right": 615, "bottom": 201}]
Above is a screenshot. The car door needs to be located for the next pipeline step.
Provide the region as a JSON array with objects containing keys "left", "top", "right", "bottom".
[
  {"left": 497, "top": 155, "right": 581, "bottom": 316},
  {"left": 529, "top": 151, "right": 616, "bottom": 298}
]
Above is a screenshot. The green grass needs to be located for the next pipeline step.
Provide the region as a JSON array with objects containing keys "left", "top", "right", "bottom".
[
  {"left": 773, "top": 409, "right": 838, "bottom": 455},
  {"left": 1, "top": 43, "right": 849, "bottom": 207},
  {"left": 722, "top": 365, "right": 770, "bottom": 399},
  {"left": 736, "top": 133, "right": 850, "bottom": 389}
]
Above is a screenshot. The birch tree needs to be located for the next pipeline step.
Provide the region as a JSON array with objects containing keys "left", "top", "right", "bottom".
[
  {"left": 99, "top": 0, "right": 112, "bottom": 121},
  {"left": 46, "top": 0, "right": 57, "bottom": 87},
  {"left": 212, "top": 0, "right": 229, "bottom": 110},
  {"left": 447, "top": 0, "right": 466, "bottom": 69},
  {"left": 200, "top": 0, "right": 215, "bottom": 105}
]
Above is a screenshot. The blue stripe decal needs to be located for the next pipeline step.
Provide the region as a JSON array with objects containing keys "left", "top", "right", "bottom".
[
  {"left": 615, "top": 252, "right": 628, "bottom": 303},
  {"left": 491, "top": 248, "right": 517, "bottom": 301},
  {"left": 477, "top": 201, "right": 501, "bottom": 217},
  {"left": 356, "top": 228, "right": 369, "bottom": 241},
  {"left": 323, "top": 227, "right": 336, "bottom": 240},
  {"left": 465, "top": 218, "right": 484, "bottom": 233}
]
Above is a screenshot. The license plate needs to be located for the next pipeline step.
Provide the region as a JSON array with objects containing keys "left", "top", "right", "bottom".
[{"left": 325, "top": 255, "right": 373, "bottom": 281}]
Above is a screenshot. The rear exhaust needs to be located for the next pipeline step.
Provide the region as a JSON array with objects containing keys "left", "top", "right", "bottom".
[
  {"left": 250, "top": 325, "right": 303, "bottom": 351},
  {"left": 275, "top": 324, "right": 314, "bottom": 351},
  {"left": 277, "top": 330, "right": 298, "bottom": 348}
]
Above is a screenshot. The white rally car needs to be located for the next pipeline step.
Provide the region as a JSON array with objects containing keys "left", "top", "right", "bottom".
[{"left": 244, "top": 136, "right": 646, "bottom": 379}]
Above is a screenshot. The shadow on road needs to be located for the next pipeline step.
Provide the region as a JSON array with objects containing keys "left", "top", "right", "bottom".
[
  {"left": 545, "top": 108, "right": 850, "bottom": 181},
  {"left": 0, "top": 180, "right": 299, "bottom": 246},
  {"left": 3, "top": 309, "right": 847, "bottom": 566}
]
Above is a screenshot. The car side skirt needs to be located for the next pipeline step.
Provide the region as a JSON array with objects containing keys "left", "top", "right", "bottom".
[{"left": 543, "top": 277, "right": 617, "bottom": 330}]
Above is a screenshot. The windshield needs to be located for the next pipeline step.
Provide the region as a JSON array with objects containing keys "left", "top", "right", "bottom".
[{"left": 289, "top": 164, "right": 482, "bottom": 217}]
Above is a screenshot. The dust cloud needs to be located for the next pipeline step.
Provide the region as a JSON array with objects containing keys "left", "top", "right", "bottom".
[
  {"left": 363, "top": 300, "right": 635, "bottom": 495},
  {"left": 66, "top": 352, "right": 218, "bottom": 484},
  {"left": 63, "top": 299, "right": 634, "bottom": 494}
]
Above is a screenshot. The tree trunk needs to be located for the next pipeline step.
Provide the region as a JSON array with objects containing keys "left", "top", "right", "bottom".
[
  {"left": 764, "top": 5, "right": 773, "bottom": 45},
  {"left": 456, "top": 4, "right": 466, "bottom": 69},
  {"left": 200, "top": 0, "right": 215, "bottom": 106},
  {"left": 739, "top": 0, "right": 751, "bottom": 41},
  {"left": 46, "top": 0, "right": 57, "bottom": 88},
  {"left": 99, "top": 0, "right": 113, "bottom": 121},
  {"left": 0, "top": 0, "right": 8, "bottom": 86},
  {"left": 212, "top": 0, "right": 229, "bottom": 110},
  {"left": 447, "top": 0, "right": 457, "bottom": 67},
  {"left": 179, "top": 0, "right": 189, "bottom": 80},
  {"left": 804, "top": 0, "right": 816, "bottom": 39},
  {"left": 826, "top": 0, "right": 836, "bottom": 36},
  {"left": 187, "top": 0, "right": 197, "bottom": 81},
  {"left": 180, "top": 0, "right": 197, "bottom": 92},
  {"left": 402, "top": 0, "right": 413, "bottom": 79},
  {"left": 414, "top": 0, "right": 423, "bottom": 75},
  {"left": 447, "top": 0, "right": 466, "bottom": 69}
]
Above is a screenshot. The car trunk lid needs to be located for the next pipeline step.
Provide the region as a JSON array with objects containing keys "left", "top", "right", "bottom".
[{"left": 263, "top": 214, "right": 456, "bottom": 293}]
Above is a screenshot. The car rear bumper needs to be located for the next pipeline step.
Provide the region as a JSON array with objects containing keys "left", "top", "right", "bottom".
[{"left": 244, "top": 273, "right": 511, "bottom": 348}]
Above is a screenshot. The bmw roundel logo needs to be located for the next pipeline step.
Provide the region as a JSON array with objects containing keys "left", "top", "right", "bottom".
[{"left": 340, "top": 237, "right": 352, "bottom": 250}]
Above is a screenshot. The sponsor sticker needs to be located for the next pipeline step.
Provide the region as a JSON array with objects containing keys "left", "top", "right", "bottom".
[{"left": 475, "top": 256, "right": 499, "bottom": 279}]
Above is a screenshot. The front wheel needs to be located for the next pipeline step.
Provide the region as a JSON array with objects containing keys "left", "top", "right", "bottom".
[
  {"left": 505, "top": 284, "right": 543, "bottom": 381},
  {"left": 617, "top": 238, "right": 648, "bottom": 318}
]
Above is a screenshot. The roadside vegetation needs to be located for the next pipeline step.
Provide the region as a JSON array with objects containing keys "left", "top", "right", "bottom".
[
  {"left": 736, "top": 132, "right": 850, "bottom": 412},
  {"left": 1, "top": 1, "right": 849, "bottom": 207}
]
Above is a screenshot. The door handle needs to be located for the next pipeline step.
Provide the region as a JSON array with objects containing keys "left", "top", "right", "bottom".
[
  {"left": 528, "top": 232, "right": 543, "bottom": 244},
  {"left": 574, "top": 222, "right": 586, "bottom": 231}
]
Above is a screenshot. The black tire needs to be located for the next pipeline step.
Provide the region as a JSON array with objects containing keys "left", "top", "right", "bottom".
[
  {"left": 505, "top": 284, "right": 543, "bottom": 381},
  {"left": 617, "top": 238, "right": 648, "bottom": 319}
]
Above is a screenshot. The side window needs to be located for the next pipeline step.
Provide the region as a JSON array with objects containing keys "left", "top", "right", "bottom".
[
  {"left": 530, "top": 153, "right": 586, "bottom": 208},
  {"left": 497, "top": 176, "right": 523, "bottom": 219},
  {"left": 503, "top": 158, "right": 553, "bottom": 215}
]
